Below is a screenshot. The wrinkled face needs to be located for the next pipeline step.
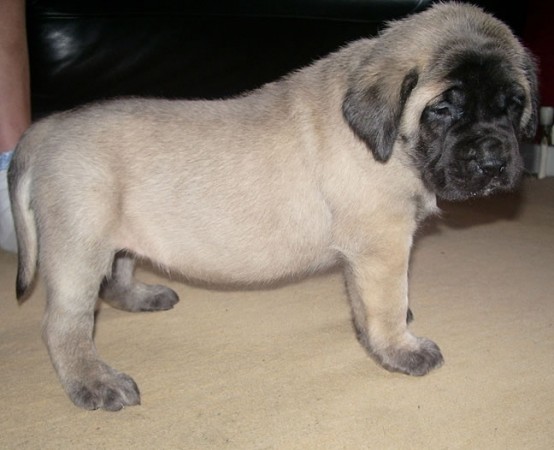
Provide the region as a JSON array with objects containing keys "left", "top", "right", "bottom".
[{"left": 416, "top": 55, "right": 530, "bottom": 201}]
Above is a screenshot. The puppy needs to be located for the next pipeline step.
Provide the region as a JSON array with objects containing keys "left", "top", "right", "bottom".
[{"left": 9, "top": 2, "right": 538, "bottom": 410}]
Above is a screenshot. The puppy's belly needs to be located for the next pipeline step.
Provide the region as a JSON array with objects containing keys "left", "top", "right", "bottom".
[
  {"left": 125, "top": 230, "right": 337, "bottom": 284},
  {"left": 117, "top": 201, "right": 337, "bottom": 285}
]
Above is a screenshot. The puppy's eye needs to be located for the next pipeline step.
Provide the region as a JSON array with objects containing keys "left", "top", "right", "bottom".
[
  {"left": 421, "top": 99, "right": 463, "bottom": 127},
  {"left": 502, "top": 92, "right": 526, "bottom": 121},
  {"left": 431, "top": 105, "right": 453, "bottom": 117},
  {"left": 509, "top": 94, "right": 526, "bottom": 112},
  {"left": 428, "top": 102, "right": 461, "bottom": 121},
  {"left": 511, "top": 94, "right": 525, "bottom": 107},
  {"left": 504, "top": 85, "right": 526, "bottom": 112}
]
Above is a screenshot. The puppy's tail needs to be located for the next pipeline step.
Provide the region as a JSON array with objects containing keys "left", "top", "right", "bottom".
[{"left": 8, "top": 137, "right": 38, "bottom": 302}]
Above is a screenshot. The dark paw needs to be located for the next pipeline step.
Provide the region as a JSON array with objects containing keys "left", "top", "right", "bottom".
[
  {"left": 406, "top": 308, "right": 414, "bottom": 324},
  {"left": 377, "top": 338, "right": 444, "bottom": 376},
  {"left": 68, "top": 371, "right": 141, "bottom": 411},
  {"left": 101, "top": 282, "right": 179, "bottom": 312},
  {"left": 138, "top": 285, "right": 179, "bottom": 312}
]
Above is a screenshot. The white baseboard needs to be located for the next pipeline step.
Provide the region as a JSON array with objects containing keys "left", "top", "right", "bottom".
[{"left": 521, "top": 143, "right": 554, "bottom": 178}]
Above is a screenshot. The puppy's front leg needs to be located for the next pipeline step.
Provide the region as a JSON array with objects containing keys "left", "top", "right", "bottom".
[{"left": 344, "top": 236, "right": 443, "bottom": 376}]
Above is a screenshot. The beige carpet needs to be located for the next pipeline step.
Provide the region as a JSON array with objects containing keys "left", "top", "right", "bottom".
[{"left": 1, "top": 177, "right": 553, "bottom": 449}]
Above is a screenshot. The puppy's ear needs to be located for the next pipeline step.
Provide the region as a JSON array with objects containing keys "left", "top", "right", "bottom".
[
  {"left": 520, "top": 49, "right": 539, "bottom": 140},
  {"left": 343, "top": 68, "right": 419, "bottom": 162}
]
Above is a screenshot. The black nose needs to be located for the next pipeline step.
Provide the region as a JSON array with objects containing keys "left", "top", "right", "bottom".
[
  {"left": 479, "top": 158, "right": 506, "bottom": 177},
  {"left": 478, "top": 138, "right": 506, "bottom": 177}
]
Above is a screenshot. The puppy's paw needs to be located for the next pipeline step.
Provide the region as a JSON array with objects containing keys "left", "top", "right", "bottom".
[
  {"left": 66, "top": 367, "right": 140, "bottom": 411},
  {"left": 134, "top": 284, "right": 179, "bottom": 312},
  {"left": 101, "top": 282, "right": 179, "bottom": 312},
  {"left": 375, "top": 337, "right": 444, "bottom": 376}
]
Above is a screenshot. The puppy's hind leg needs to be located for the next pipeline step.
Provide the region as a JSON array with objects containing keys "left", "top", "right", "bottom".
[
  {"left": 100, "top": 252, "right": 179, "bottom": 312},
  {"left": 41, "top": 242, "right": 141, "bottom": 411}
]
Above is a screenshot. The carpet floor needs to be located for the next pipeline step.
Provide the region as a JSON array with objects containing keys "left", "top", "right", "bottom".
[{"left": 1, "top": 177, "right": 553, "bottom": 449}]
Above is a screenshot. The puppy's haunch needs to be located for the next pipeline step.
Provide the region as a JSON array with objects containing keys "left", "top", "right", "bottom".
[{"left": 9, "top": 2, "right": 537, "bottom": 410}]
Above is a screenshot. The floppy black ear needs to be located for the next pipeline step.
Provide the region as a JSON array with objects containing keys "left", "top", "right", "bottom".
[
  {"left": 521, "top": 49, "right": 539, "bottom": 141},
  {"left": 342, "top": 68, "right": 419, "bottom": 162}
]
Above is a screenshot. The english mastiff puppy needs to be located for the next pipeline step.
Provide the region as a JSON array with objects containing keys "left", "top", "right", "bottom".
[{"left": 9, "top": 2, "right": 538, "bottom": 410}]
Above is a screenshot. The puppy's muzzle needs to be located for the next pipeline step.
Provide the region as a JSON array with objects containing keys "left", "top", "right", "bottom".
[
  {"left": 451, "top": 132, "right": 520, "bottom": 198},
  {"left": 472, "top": 137, "right": 507, "bottom": 178}
]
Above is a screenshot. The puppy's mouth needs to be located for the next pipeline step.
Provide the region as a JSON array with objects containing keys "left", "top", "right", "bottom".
[
  {"left": 423, "top": 128, "right": 525, "bottom": 201},
  {"left": 435, "top": 158, "right": 520, "bottom": 201}
]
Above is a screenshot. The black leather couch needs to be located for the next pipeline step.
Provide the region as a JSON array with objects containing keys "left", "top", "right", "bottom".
[
  {"left": 26, "top": 0, "right": 434, "bottom": 118},
  {"left": 26, "top": 0, "right": 527, "bottom": 119}
]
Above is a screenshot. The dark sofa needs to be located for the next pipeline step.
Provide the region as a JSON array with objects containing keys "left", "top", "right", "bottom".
[
  {"left": 25, "top": 0, "right": 433, "bottom": 118},
  {"left": 26, "top": 0, "right": 528, "bottom": 119}
]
